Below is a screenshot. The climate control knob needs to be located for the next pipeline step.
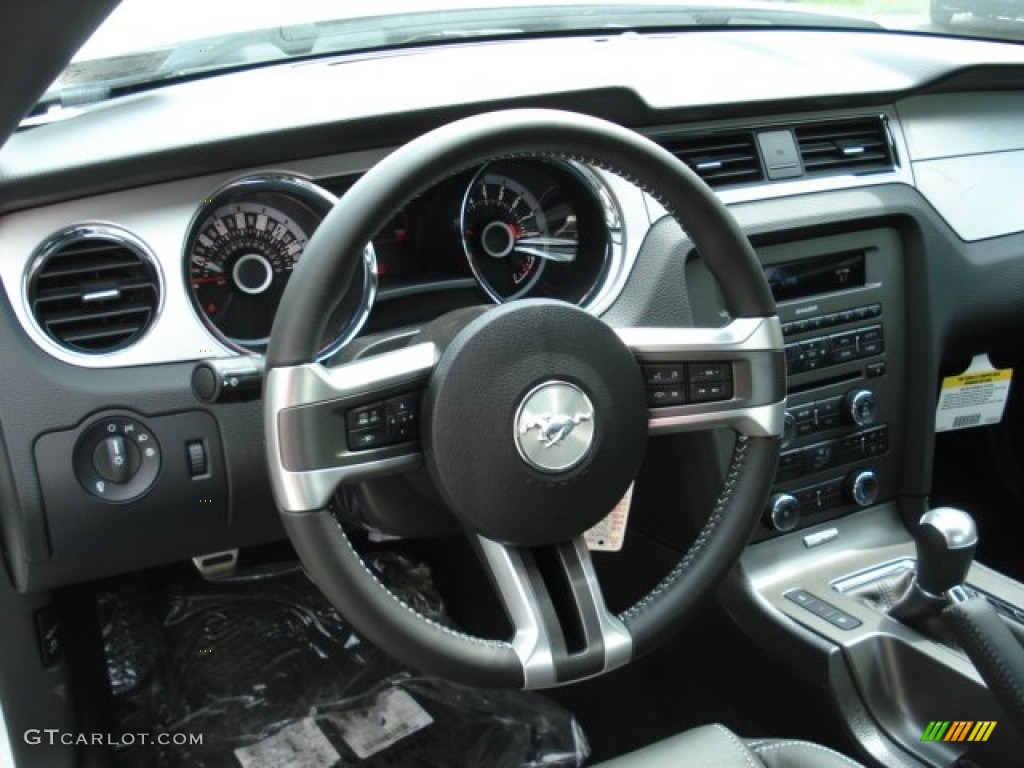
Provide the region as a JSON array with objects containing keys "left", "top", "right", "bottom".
[
  {"left": 847, "top": 469, "right": 880, "bottom": 507},
  {"left": 765, "top": 493, "right": 801, "bottom": 532},
  {"left": 843, "top": 388, "right": 878, "bottom": 427}
]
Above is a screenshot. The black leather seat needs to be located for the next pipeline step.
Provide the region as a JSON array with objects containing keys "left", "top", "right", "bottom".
[{"left": 593, "top": 724, "right": 866, "bottom": 768}]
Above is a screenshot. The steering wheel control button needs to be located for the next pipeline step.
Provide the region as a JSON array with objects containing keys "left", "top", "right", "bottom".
[
  {"left": 643, "top": 364, "right": 685, "bottom": 385},
  {"left": 74, "top": 416, "right": 162, "bottom": 502},
  {"left": 690, "top": 380, "right": 733, "bottom": 402},
  {"left": 648, "top": 385, "right": 686, "bottom": 407},
  {"left": 345, "top": 392, "right": 422, "bottom": 452},
  {"left": 347, "top": 403, "right": 385, "bottom": 431},
  {"left": 514, "top": 381, "right": 596, "bottom": 473},
  {"left": 422, "top": 300, "right": 647, "bottom": 546},
  {"left": 385, "top": 393, "right": 420, "bottom": 442},
  {"left": 765, "top": 493, "right": 801, "bottom": 532},
  {"left": 645, "top": 360, "right": 733, "bottom": 407}
]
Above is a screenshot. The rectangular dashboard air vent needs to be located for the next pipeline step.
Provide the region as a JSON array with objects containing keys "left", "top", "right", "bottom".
[
  {"left": 795, "top": 117, "right": 894, "bottom": 176},
  {"left": 660, "top": 131, "right": 765, "bottom": 188}
]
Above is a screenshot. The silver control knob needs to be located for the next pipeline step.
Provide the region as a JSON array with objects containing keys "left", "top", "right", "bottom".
[
  {"left": 847, "top": 469, "right": 880, "bottom": 507},
  {"left": 765, "top": 493, "right": 801, "bottom": 532},
  {"left": 843, "top": 388, "right": 878, "bottom": 427}
]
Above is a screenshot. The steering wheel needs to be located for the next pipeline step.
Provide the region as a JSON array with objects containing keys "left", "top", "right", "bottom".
[{"left": 263, "top": 109, "right": 785, "bottom": 690}]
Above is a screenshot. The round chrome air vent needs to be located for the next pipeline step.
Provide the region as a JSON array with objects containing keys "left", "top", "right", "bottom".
[{"left": 25, "top": 225, "right": 162, "bottom": 354}]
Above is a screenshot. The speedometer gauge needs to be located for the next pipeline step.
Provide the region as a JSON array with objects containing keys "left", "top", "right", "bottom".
[{"left": 185, "top": 174, "right": 376, "bottom": 358}]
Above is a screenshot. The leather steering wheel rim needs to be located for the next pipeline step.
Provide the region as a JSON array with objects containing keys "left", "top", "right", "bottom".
[{"left": 264, "top": 109, "right": 784, "bottom": 689}]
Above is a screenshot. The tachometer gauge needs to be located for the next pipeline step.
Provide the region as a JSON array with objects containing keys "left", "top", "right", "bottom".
[
  {"left": 461, "top": 160, "right": 580, "bottom": 302},
  {"left": 185, "top": 174, "right": 376, "bottom": 357}
]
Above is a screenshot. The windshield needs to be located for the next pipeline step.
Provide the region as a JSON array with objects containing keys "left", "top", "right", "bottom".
[{"left": 41, "top": 0, "right": 1024, "bottom": 108}]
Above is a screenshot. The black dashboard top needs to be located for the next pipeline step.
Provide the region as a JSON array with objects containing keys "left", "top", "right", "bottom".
[{"left": 2, "top": 29, "right": 1024, "bottom": 214}]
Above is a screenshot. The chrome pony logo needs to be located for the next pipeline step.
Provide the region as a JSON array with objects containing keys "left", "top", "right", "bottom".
[
  {"left": 514, "top": 381, "right": 595, "bottom": 472},
  {"left": 520, "top": 412, "right": 592, "bottom": 448}
]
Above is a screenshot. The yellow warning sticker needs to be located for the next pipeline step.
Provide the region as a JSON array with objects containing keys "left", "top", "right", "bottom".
[{"left": 935, "top": 354, "right": 1013, "bottom": 433}]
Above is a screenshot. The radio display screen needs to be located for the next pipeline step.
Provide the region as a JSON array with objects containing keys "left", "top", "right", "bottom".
[{"left": 764, "top": 250, "right": 866, "bottom": 302}]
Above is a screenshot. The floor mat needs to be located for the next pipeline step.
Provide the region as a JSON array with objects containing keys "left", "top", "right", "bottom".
[{"left": 98, "top": 554, "right": 587, "bottom": 768}]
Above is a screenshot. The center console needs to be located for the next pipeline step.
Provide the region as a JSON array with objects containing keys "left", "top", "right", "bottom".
[
  {"left": 711, "top": 228, "right": 1024, "bottom": 767},
  {"left": 752, "top": 228, "right": 905, "bottom": 541}
]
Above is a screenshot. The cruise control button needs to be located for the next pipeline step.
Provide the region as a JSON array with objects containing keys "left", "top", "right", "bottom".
[{"left": 688, "top": 362, "right": 731, "bottom": 382}]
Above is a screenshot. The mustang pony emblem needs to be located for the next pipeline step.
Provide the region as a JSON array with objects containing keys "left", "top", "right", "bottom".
[{"left": 520, "top": 412, "right": 593, "bottom": 448}]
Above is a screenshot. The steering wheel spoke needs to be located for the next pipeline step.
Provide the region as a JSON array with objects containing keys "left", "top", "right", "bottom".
[
  {"left": 475, "top": 535, "right": 632, "bottom": 689},
  {"left": 265, "top": 341, "right": 438, "bottom": 511},
  {"left": 618, "top": 316, "right": 787, "bottom": 438}
]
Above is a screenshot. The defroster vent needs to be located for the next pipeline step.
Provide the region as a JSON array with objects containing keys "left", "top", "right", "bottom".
[{"left": 26, "top": 225, "right": 162, "bottom": 354}]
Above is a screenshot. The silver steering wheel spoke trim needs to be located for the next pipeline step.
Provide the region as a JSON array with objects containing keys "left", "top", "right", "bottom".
[
  {"left": 476, "top": 535, "right": 632, "bottom": 689},
  {"left": 617, "top": 316, "right": 786, "bottom": 438},
  {"left": 265, "top": 341, "right": 438, "bottom": 512}
]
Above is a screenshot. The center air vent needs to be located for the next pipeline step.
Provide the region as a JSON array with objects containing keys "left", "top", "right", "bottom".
[
  {"left": 27, "top": 225, "right": 161, "bottom": 354},
  {"left": 795, "top": 117, "right": 894, "bottom": 176},
  {"left": 661, "top": 130, "right": 765, "bottom": 188}
]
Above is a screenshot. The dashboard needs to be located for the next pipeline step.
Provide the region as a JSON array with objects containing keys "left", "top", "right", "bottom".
[{"left": 2, "top": 28, "right": 1024, "bottom": 595}]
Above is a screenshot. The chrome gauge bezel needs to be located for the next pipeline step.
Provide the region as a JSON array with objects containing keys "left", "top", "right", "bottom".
[
  {"left": 184, "top": 173, "right": 377, "bottom": 361},
  {"left": 459, "top": 158, "right": 623, "bottom": 310}
]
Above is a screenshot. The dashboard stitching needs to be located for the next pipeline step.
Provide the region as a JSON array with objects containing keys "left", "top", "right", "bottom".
[{"left": 618, "top": 435, "right": 750, "bottom": 622}]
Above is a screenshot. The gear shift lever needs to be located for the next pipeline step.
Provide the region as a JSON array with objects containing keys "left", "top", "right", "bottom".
[
  {"left": 890, "top": 507, "right": 978, "bottom": 622},
  {"left": 913, "top": 507, "right": 978, "bottom": 595}
]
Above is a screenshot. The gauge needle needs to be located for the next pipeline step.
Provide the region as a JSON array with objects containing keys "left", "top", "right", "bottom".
[{"left": 513, "top": 235, "right": 578, "bottom": 263}]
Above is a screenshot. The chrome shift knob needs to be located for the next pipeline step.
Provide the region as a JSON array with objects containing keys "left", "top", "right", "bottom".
[{"left": 915, "top": 507, "right": 978, "bottom": 596}]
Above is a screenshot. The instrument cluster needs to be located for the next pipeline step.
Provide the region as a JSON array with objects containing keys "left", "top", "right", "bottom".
[{"left": 184, "top": 159, "right": 621, "bottom": 358}]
